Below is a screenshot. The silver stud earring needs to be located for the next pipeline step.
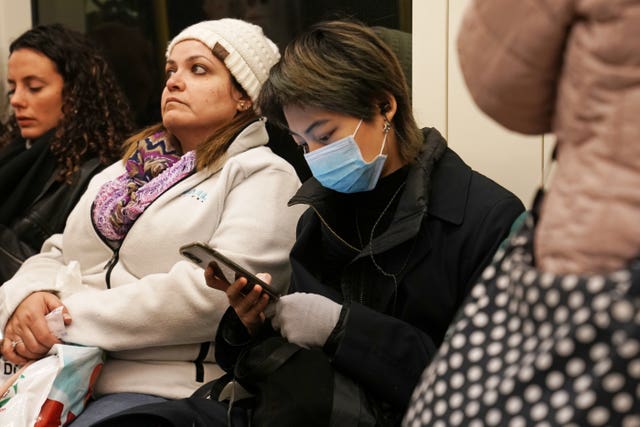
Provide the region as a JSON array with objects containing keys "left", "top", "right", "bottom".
[{"left": 383, "top": 119, "right": 392, "bottom": 133}]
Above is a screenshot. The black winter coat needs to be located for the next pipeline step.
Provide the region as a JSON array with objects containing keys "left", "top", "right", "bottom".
[
  {"left": 0, "top": 157, "right": 104, "bottom": 282},
  {"left": 214, "top": 128, "right": 525, "bottom": 423},
  {"left": 286, "top": 128, "right": 524, "bottom": 413}
]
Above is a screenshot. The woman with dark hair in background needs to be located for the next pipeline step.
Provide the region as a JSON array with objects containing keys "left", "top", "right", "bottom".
[{"left": 0, "top": 24, "right": 134, "bottom": 281}]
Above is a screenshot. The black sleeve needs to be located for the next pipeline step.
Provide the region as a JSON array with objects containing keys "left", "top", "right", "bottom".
[
  {"left": 0, "top": 225, "right": 38, "bottom": 283},
  {"left": 214, "top": 307, "right": 254, "bottom": 373},
  {"left": 329, "top": 302, "right": 437, "bottom": 411},
  {"left": 214, "top": 307, "right": 277, "bottom": 374},
  {"left": 460, "top": 194, "right": 525, "bottom": 299}
]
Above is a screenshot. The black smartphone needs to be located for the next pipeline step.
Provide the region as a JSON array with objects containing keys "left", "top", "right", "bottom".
[{"left": 179, "top": 241, "right": 280, "bottom": 300}]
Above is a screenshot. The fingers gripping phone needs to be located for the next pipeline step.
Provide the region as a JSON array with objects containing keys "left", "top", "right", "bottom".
[{"left": 179, "top": 242, "right": 280, "bottom": 300}]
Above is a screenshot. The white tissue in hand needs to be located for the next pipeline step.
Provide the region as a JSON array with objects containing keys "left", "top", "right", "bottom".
[{"left": 45, "top": 306, "right": 67, "bottom": 340}]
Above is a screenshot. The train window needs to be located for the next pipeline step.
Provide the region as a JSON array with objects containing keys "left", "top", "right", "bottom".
[{"left": 33, "top": 0, "right": 411, "bottom": 127}]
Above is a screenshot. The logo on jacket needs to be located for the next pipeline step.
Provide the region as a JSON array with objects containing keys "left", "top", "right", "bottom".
[{"left": 183, "top": 188, "right": 208, "bottom": 203}]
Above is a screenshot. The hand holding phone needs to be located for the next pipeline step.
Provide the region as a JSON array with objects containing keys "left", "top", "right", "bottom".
[{"left": 179, "top": 242, "right": 280, "bottom": 300}]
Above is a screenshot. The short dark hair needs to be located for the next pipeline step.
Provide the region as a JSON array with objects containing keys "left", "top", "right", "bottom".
[{"left": 258, "top": 19, "right": 422, "bottom": 162}]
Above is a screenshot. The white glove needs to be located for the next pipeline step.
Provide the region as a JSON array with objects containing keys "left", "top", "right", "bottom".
[{"left": 270, "top": 293, "right": 342, "bottom": 349}]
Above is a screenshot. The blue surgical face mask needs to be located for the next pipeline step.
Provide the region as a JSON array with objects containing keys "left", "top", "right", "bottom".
[{"left": 304, "top": 119, "right": 388, "bottom": 193}]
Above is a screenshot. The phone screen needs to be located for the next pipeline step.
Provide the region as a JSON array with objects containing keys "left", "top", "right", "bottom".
[{"left": 179, "top": 242, "right": 280, "bottom": 300}]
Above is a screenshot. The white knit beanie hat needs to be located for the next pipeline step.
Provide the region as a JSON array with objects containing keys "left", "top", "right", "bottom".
[{"left": 166, "top": 19, "right": 280, "bottom": 103}]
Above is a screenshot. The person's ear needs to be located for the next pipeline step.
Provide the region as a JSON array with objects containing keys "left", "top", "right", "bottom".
[
  {"left": 378, "top": 94, "right": 397, "bottom": 122},
  {"left": 237, "top": 98, "right": 253, "bottom": 112}
]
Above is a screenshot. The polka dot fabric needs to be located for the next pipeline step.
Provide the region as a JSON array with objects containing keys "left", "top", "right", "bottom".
[{"left": 403, "top": 215, "right": 640, "bottom": 426}]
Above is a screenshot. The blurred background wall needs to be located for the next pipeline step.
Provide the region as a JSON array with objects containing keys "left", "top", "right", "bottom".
[{"left": 0, "top": 0, "right": 549, "bottom": 207}]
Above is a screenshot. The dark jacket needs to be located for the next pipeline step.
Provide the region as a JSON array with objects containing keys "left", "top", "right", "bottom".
[
  {"left": 216, "top": 128, "right": 524, "bottom": 420},
  {"left": 286, "top": 128, "right": 524, "bottom": 412},
  {"left": 0, "top": 157, "right": 104, "bottom": 282}
]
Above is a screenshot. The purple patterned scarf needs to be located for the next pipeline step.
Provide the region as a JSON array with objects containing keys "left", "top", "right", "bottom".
[{"left": 92, "top": 131, "right": 196, "bottom": 241}]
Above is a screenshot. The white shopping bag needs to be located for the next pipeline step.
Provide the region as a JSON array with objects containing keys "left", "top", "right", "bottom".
[{"left": 0, "top": 344, "right": 103, "bottom": 427}]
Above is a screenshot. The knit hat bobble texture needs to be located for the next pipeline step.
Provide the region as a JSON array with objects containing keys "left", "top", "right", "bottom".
[{"left": 166, "top": 19, "right": 280, "bottom": 103}]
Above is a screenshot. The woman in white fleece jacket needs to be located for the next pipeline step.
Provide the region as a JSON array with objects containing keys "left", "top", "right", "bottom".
[{"left": 0, "top": 19, "right": 304, "bottom": 425}]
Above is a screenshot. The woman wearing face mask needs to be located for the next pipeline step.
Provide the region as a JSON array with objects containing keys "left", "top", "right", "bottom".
[
  {"left": 0, "top": 24, "right": 134, "bottom": 282},
  {"left": 0, "top": 19, "right": 305, "bottom": 426},
  {"left": 203, "top": 19, "right": 526, "bottom": 424}
]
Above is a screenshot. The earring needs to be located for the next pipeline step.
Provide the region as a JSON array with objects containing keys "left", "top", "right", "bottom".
[
  {"left": 239, "top": 102, "right": 246, "bottom": 111},
  {"left": 383, "top": 119, "right": 392, "bottom": 133}
]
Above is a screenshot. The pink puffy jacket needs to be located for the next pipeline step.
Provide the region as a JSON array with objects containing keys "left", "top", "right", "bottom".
[{"left": 457, "top": 0, "right": 640, "bottom": 274}]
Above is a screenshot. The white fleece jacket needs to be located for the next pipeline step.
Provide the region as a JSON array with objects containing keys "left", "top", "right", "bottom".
[{"left": 0, "top": 120, "right": 305, "bottom": 398}]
